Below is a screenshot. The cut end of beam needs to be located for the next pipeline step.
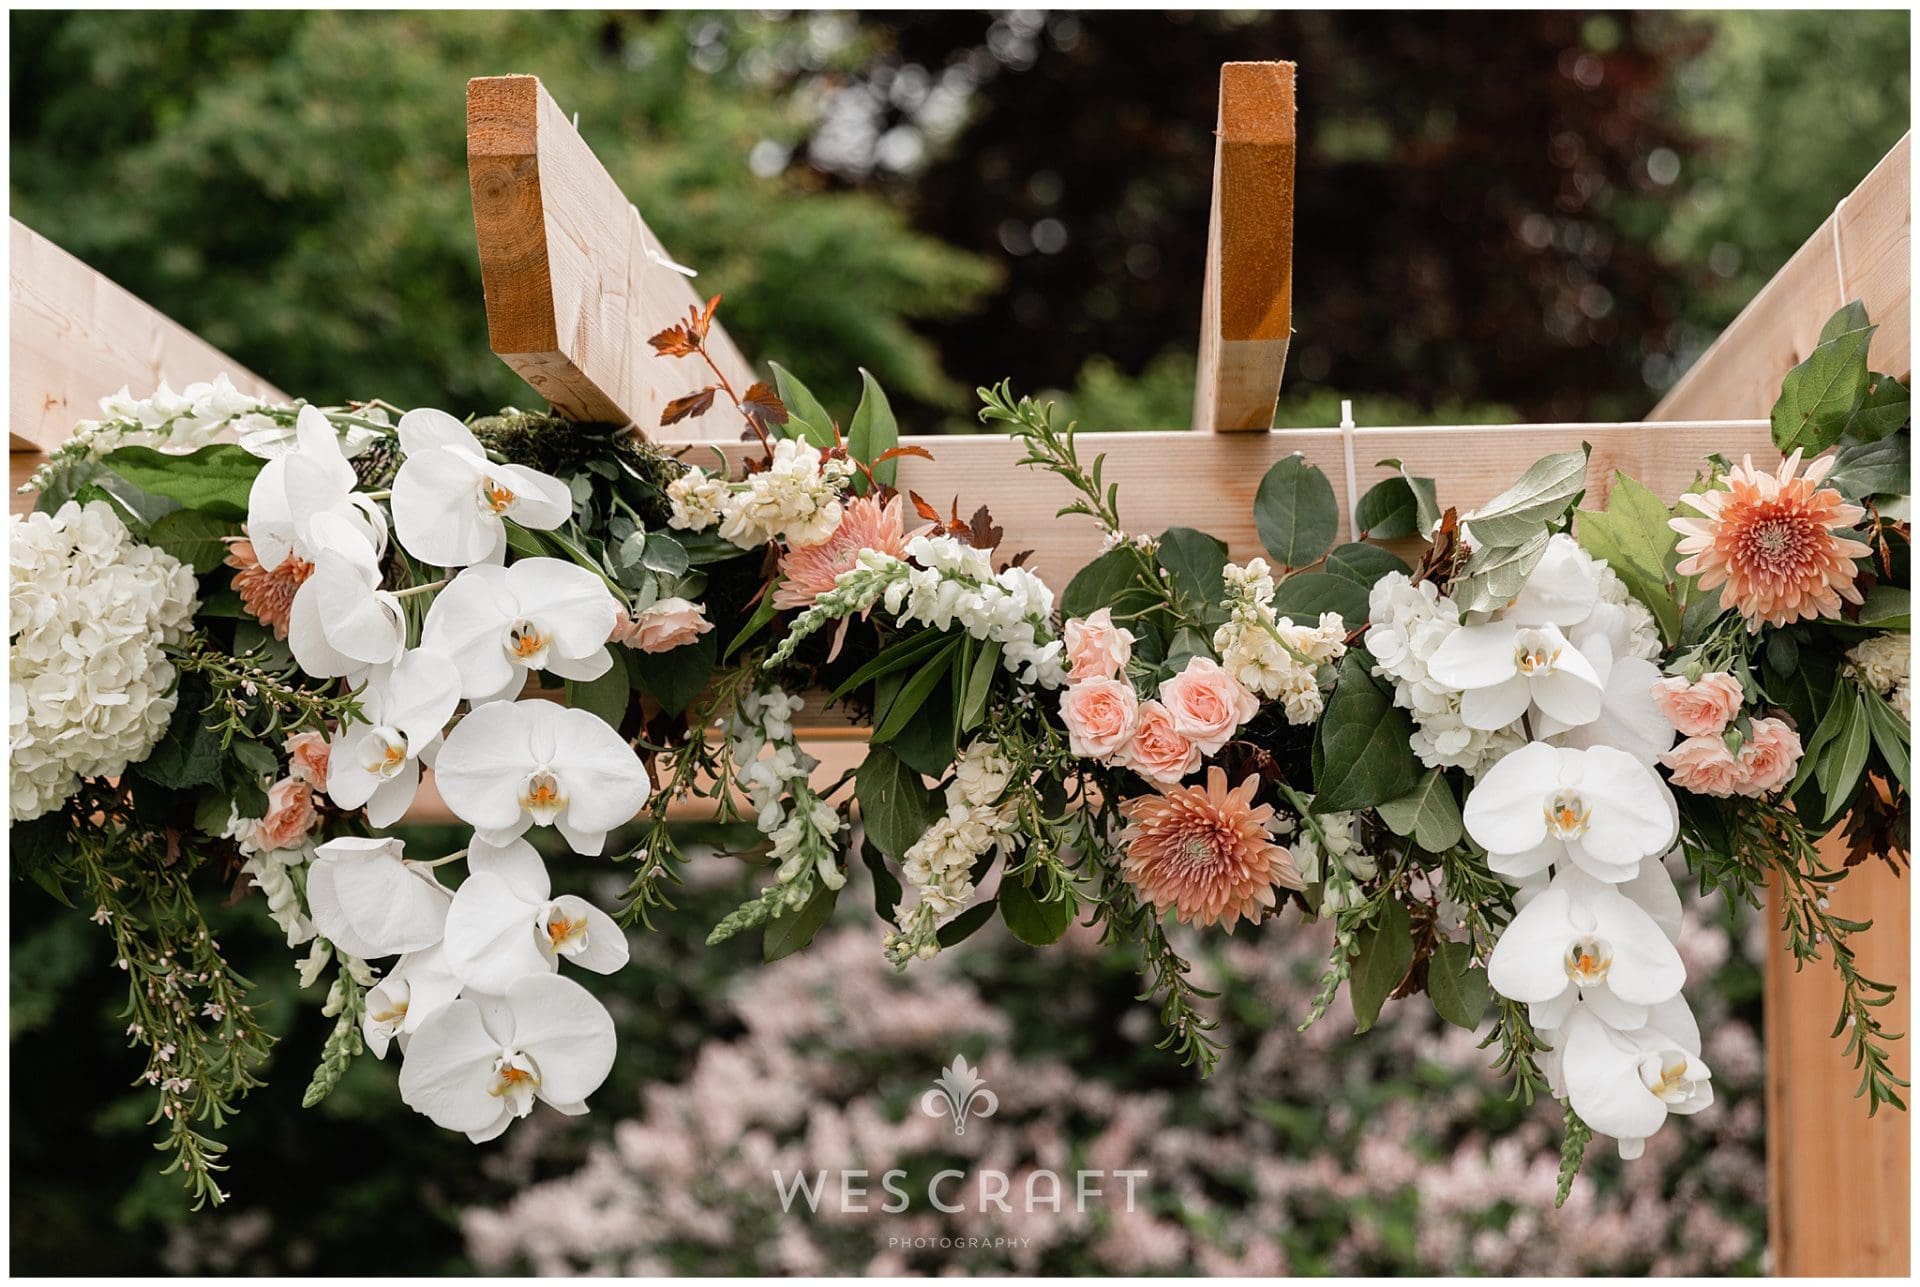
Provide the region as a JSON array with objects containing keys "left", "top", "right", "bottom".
[{"left": 1218, "top": 60, "right": 1297, "bottom": 145}]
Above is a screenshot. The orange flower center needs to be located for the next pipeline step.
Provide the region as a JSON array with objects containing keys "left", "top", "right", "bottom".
[{"left": 478, "top": 476, "right": 518, "bottom": 514}]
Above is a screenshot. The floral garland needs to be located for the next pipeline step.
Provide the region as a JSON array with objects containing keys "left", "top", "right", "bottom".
[{"left": 9, "top": 299, "right": 1910, "bottom": 1208}]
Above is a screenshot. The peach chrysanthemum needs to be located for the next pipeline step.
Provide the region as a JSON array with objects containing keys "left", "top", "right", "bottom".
[
  {"left": 224, "top": 538, "right": 312, "bottom": 640},
  {"left": 1116, "top": 768, "right": 1302, "bottom": 932},
  {"left": 772, "top": 493, "right": 909, "bottom": 611},
  {"left": 1670, "top": 449, "right": 1870, "bottom": 631}
]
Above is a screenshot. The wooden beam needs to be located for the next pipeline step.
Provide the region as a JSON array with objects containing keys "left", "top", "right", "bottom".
[
  {"left": 1192, "top": 61, "right": 1296, "bottom": 432},
  {"left": 9, "top": 219, "right": 285, "bottom": 456},
  {"left": 467, "top": 75, "right": 754, "bottom": 437},
  {"left": 1652, "top": 133, "right": 1910, "bottom": 421}
]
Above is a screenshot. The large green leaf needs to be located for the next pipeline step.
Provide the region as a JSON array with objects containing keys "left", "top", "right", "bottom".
[
  {"left": 1375, "top": 459, "right": 1441, "bottom": 536},
  {"left": 1452, "top": 528, "right": 1553, "bottom": 615},
  {"left": 855, "top": 745, "right": 940, "bottom": 857},
  {"left": 1324, "top": 541, "right": 1410, "bottom": 586},
  {"left": 846, "top": 368, "right": 900, "bottom": 492},
  {"left": 1353, "top": 476, "right": 1418, "bottom": 540},
  {"left": 1864, "top": 687, "right": 1910, "bottom": 788},
  {"left": 768, "top": 361, "right": 836, "bottom": 449},
  {"left": 1254, "top": 455, "right": 1340, "bottom": 568},
  {"left": 1426, "top": 939, "right": 1490, "bottom": 1030},
  {"left": 101, "top": 444, "right": 263, "bottom": 519},
  {"left": 936, "top": 899, "right": 998, "bottom": 947},
  {"left": 1460, "top": 450, "right": 1588, "bottom": 548},
  {"left": 1311, "top": 650, "right": 1421, "bottom": 813},
  {"left": 1062, "top": 547, "right": 1158, "bottom": 620},
  {"left": 1576, "top": 472, "right": 1682, "bottom": 645},
  {"left": 1156, "top": 526, "right": 1229, "bottom": 612},
  {"left": 143, "top": 509, "right": 240, "bottom": 574},
  {"left": 1270, "top": 572, "right": 1368, "bottom": 625},
  {"left": 1842, "top": 371, "right": 1911, "bottom": 443},
  {"left": 629, "top": 629, "right": 716, "bottom": 716},
  {"left": 999, "top": 875, "right": 1073, "bottom": 945},
  {"left": 566, "top": 662, "right": 632, "bottom": 728},
  {"left": 861, "top": 838, "right": 903, "bottom": 922},
  {"left": 1376, "top": 769, "right": 1463, "bottom": 852},
  {"left": 871, "top": 637, "right": 959, "bottom": 744},
  {"left": 132, "top": 697, "right": 225, "bottom": 790},
  {"left": 764, "top": 879, "right": 838, "bottom": 962},
  {"left": 1350, "top": 898, "right": 1413, "bottom": 1033},
  {"left": 1824, "top": 433, "right": 1910, "bottom": 503},
  {"left": 1772, "top": 303, "right": 1876, "bottom": 454}
]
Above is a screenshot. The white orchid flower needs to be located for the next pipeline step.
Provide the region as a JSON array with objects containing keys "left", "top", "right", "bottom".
[
  {"left": 421, "top": 558, "right": 619, "bottom": 702},
  {"left": 1538, "top": 631, "right": 1675, "bottom": 765},
  {"left": 238, "top": 408, "right": 383, "bottom": 461},
  {"left": 1427, "top": 619, "right": 1605, "bottom": 731},
  {"left": 1488, "top": 866, "right": 1685, "bottom": 1031},
  {"left": 443, "top": 835, "right": 630, "bottom": 993},
  {"left": 1502, "top": 534, "right": 1600, "bottom": 628},
  {"left": 433, "top": 700, "right": 651, "bottom": 855},
  {"left": 1557, "top": 1001, "right": 1714, "bottom": 1159},
  {"left": 325, "top": 648, "right": 462, "bottom": 825},
  {"left": 1463, "top": 742, "right": 1678, "bottom": 884},
  {"left": 247, "top": 404, "right": 388, "bottom": 571},
  {"left": 391, "top": 408, "right": 571, "bottom": 568},
  {"left": 363, "top": 943, "right": 462, "bottom": 1059},
  {"left": 397, "top": 972, "right": 617, "bottom": 1142},
  {"left": 287, "top": 512, "right": 405, "bottom": 683},
  {"left": 306, "top": 836, "right": 452, "bottom": 960}
]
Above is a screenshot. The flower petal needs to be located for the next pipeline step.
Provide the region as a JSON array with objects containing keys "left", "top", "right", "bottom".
[
  {"left": 398, "top": 407, "right": 482, "bottom": 457},
  {"left": 307, "top": 837, "right": 450, "bottom": 958},
  {"left": 1507, "top": 535, "right": 1599, "bottom": 626},
  {"left": 551, "top": 707, "right": 651, "bottom": 837},
  {"left": 543, "top": 646, "right": 613, "bottom": 684},
  {"left": 384, "top": 647, "right": 464, "bottom": 747},
  {"left": 365, "top": 758, "right": 422, "bottom": 828},
  {"left": 1487, "top": 886, "right": 1578, "bottom": 1004},
  {"left": 1463, "top": 742, "right": 1562, "bottom": 855},
  {"left": 397, "top": 999, "right": 511, "bottom": 1134},
  {"left": 467, "top": 835, "right": 551, "bottom": 902},
  {"left": 1573, "top": 746, "right": 1678, "bottom": 861},
  {"left": 421, "top": 565, "right": 520, "bottom": 701},
  {"left": 393, "top": 447, "right": 498, "bottom": 567},
  {"left": 1562, "top": 1007, "right": 1669, "bottom": 1143},
  {"left": 1530, "top": 658, "right": 1605, "bottom": 728},
  {"left": 493, "top": 464, "right": 573, "bottom": 531},
  {"left": 435, "top": 701, "right": 539, "bottom": 834},
  {"left": 1427, "top": 621, "right": 1521, "bottom": 690},
  {"left": 1460, "top": 675, "right": 1532, "bottom": 730},
  {"left": 246, "top": 456, "right": 297, "bottom": 571},
  {"left": 504, "top": 558, "right": 620, "bottom": 659},
  {"left": 549, "top": 895, "right": 630, "bottom": 975},
  {"left": 505, "top": 973, "right": 617, "bottom": 1107},
  {"left": 443, "top": 871, "right": 554, "bottom": 994}
]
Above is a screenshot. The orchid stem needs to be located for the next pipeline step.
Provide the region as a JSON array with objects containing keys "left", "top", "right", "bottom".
[{"left": 392, "top": 580, "right": 447, "bottom": 600}]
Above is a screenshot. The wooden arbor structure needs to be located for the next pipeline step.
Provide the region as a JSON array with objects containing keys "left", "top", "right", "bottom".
[{"left": 9, "top": 61, "right": 1910, "bottom": 1274}]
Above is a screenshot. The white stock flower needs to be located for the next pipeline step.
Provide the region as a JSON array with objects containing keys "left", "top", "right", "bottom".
[
  {"left": 8, "top": 500, "right": 198, "bottom": 821},
  {"left": 1557, "top": 1001, "right": 1714, "bottom": 1159},
  {"left": 286, "top": 512, "right": 406, "bottom": 683},
  {"left": 325, "top": 648, "right": 462, "bottom": 826},
  {"left": 391, "top": 408, "right": 572, "bottom": 567},
  {"left": 715, "top": 438, "right": 848, "bottom": 548},
  {"left": 952, "top": 739, "right": 1015, "bottom": 808},
  {"left": 443, "top": 835, "right": 630, "bottom": 993},
  {"left": 306, "top": 836, "right": 452, "bottom": 960},
  {"left": 1487, "top": 866, "right": 1685, "bottom": 1031},
  {"left": 397, "top": 972, "right": 617, "bottom": 1142},
  {"left": 1462, "top": 742, "right": 1677, "bottom": 884},
  {"left": 246, "top": 405, "right": 388, "bottom": 572},
  {"left": 1849, "top": 632, "right": 1911, "bottom": 718},
  {"left": 362, "top": 944, "right": 462, "bottom": 1059},
  {"left": 665, "top": 468, "right": 728, "bottom": 532},
  {"left": 434, "top": 700, "right": 651, "bottom": 855},
  {"left": 421, "top": 557, "right": 619, "bottom": 701}
]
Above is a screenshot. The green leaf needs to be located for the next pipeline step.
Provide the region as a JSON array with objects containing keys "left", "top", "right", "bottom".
[
  {"left": 768, "top": 361, "right": 836, "bottom": 449},
  {"left": 885, "top": 667, "right": 960, "bottom": 778},
  {"left": 1324, "top": 541, "right": 1410, "bottom": 586},
  {"left": 1376, "top": 769, "right": 1463, "bottom": 852},
  {"left": 936, "top": 899, "right": 998, "bottom": 948},
  {"left": 1254, "top": 455, "right": 1340, "bottom": 568},
  {"left": 861, "top": 838, "right": 902, "bottom": 922},
  {"left": 639, "top": 532, "right": 691, "bottom": 577},
  {"left": 1353, "top": 476, "right": 1418, "bottom": 539},
  {"left": 1461, "top": 449, "right": 1589, "bottom": 548},
  {"left": 871, "top": 637, "right": 960, "bottom": 744},
  {"left": 830, "top": 628, "right": 955, "bottom": 701},
  {"left": 1270, "top": 572, "right": 1368, "bottom": 625},
  {"left": 1843, "top": 372, "right": 1911, "bottom": 443},
  {"left": 1156, "top": 526, "right": 1229, "bottom": 611},
  {"left": 1350, "top": 898, "right": 1413, "bottom": 1033},
  {"left": 1791, "top": 682, "right": 1857, "bottom": 797},
  {"left": 629, "top": 629, "right": 716, "bottom": 716},
  {"left": 959, "top": 639, "right": 1001, "bottom": 732},
  {"left": 1453, "top": 528, "right": 1553, "bottom": 615},
  {"left": 1311, "top": 650, "right": 1422, "bottom": 813},
  {"left": 133, "top": 702, "right": 225, "bottom": 790},
  {"left": 855, "top": 746, "right": 940, "bottom": 857},
  {"left": 1062, "top": 547, "right": 1158, "bottom": 620},
  {"left": 1772, "top": 304, "right": 1876, "bottom": 454},
  {"left": 1825, "top": 433, "right": 1910, "bottom": 503},
  {"left": 998, "top": 875, "right": 1073, "bottom": 945},
  {"left": 1576, "top": 472, "right": 1682, "bottom": 646},
  {"left": 1426, "top": 939, "right": 1490, "bottom": 1030},
  {"left": 847, "top": 368, "right": 900, "bottom": 491},
  {"left": 1818, "top": 694, "right": 1874, "bottom": 823},
  {"left": 565, "top": 662, "right": 631, "bottom": 728},
  {"left": 1864, "top": 687, "right": 1910, "bottom": 788},
  {"left": 724, "top": 586, "right": 785, "bottom": 661},
  {"left": 143, "top": 509, "right": 240, "bottom": 574},
  {"left": 764, "top": 879, "right": 838, "bottom": 962},
  {"left": 1856, "top": 586, "right": 1910, "bottom": 631},
  {"left": 1374, "top": 459, "right": 1441, "bottom": 536},
  {"left": 101, "top": 444, "right": 264, "bottom": 519}
]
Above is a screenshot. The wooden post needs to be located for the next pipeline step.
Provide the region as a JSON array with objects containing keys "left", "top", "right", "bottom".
[
  {"left": 1192, "top": 61, "right": 1296, "bottom": 432},
  {"left": 467, "top": 75, "right": 755, "bottom": 437},
  {"left": 1652, "top": 135, "right": 1912, "bottom": 1277}
]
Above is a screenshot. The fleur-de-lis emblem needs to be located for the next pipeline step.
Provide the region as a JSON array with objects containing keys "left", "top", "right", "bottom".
[{"left": 920, "top": 1055, "right": 998, "bottom": 1136}]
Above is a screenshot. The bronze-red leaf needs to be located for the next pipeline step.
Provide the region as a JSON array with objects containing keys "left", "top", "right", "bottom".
[{"left": 661, "top": 387, "right": 718, "bottom": 426}]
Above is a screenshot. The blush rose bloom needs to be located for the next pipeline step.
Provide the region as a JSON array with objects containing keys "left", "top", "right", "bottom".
[
  {"left": 1158, "top": 657, "right": 1259, "bottom": 756},
  {"left": 1736, "top": 717, "right": 1803, "bottom": 796},
  {"left": 1122, "top": 700, "right": 1205, "bottom": 785},
  {"left": 285, "top": 731, "right": 332, "bottom": 790},
  {"left": 256, "top": 778, "right": 319, "bottom": 851},
  {"left": 1059, "top": 677, "right": 1139, "bottom": 760},
  {"left": 611, "top": 597, "right": 713, "bottom": 653},
  {"left": 1650, "top": 672, "right": 1744, "bottom": 737},
  {"left": 1063, "top": 608, "right": 1135, "bottom": 683},
  {"left": 1659, "top": 735, "right": 1744, "bottom": 798}
]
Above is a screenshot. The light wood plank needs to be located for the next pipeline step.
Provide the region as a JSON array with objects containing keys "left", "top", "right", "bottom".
[
  {"left": 9, "top": 220, "right": 285, "bottom": 455},
  {"left": 1652, "top": 134, "right": 1910, "bottom": 421},
  {"left": 467, "top": 75, "right": 754, "bottom": 437},
  {"left": 1192, "top": 61, "right": 1296, "bottom": 432}
]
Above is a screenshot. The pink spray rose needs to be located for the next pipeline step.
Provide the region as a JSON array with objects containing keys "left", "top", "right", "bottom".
[
  {"left": 285, "top": 731, "right": 332, "bottom": 790},
  {"left": 1063, "top": 608, "right": 1135, "bottom": 683},
  {"left": 255, "top": 778, "right": 319, "bottom": 851},
  {"left": 1059, "top": 677, "right": 1140, "bottom": 760},
  {"left": 1735, "top": 717, "right": 1803, "bottom": 796},
  {"left": 612, "top": 597, "right": 713, "bottom": 653},
  {"left": 1659, "top": 735, "right": 1745, "bottom": 798},
  {"left": 1121, "top": 700, "right": 1205, "bottom": 785},
  {"left": 1651, "top": 672, "right": 1745, "bottom": 738},
  {"left": 1158, "top": 656, "right": 1259, "bottom": 757}
]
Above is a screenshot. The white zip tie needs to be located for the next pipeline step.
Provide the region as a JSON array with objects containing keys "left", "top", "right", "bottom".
[
  {"left": 1831, "top": 194, "right": 1851, "bottom": 304},
  {"left": 1339, "top": 398, "right": 1360, "bottom": 541},
  {"left": 629, "top": 203, "right": 699, "bottom": 278}
]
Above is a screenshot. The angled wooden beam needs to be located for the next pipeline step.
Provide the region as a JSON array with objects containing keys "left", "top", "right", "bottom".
[
  {"left": 1192, "top": 61, "right": 1296, "bottom": 432},
  {"left": 467, "top": 75, "right": 754, "bottom": 438},
  {"left": 9, "top": 219, "right": 285, "bottom": 458},
  {"left": 1652, "top": 133, "right": 1910, "bottom": 421}
]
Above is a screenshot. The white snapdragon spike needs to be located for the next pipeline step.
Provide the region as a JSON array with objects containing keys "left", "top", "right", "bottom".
[
  {"left": 287, "top": 512, "right": 405, "bottom": 683},
  {"left": 1463, "top": 742, "right": 1678, "bottom": 884},
  {"left": 1558, "top": 1002, "right": 1714, "bottom": 1159},
  {"left": 391, "top": 408, "right": 572, "bottom": 567},
  {"left": 1426, "top": 619, "right": 1604, "bottom": 730},
  {"left": 434, "top": 700, "right": 652, "bottom": 855},
  {"left": 325, "top": 648, "right": 462, "bottom": 826},
  {"left": 362, "top": 944, "right": 462, "bottom": 1059},
  {"left": 306, "top": 836, "right": 452, "bottom": 960},
  {"left": 444, "top": 835, "right": 630, "bottom": 993},
  {"left": 246, "top": 405, "right": 388, "bottom": 571},
  {"left": 397, "top": 972, "right": 617, "bottom": 1143},
  {"left": 1487, "top": 866, "right": 1685, "bottom": 1031},
  {"left": 420, "top": 557, "right": 619, "bottom": 702}
]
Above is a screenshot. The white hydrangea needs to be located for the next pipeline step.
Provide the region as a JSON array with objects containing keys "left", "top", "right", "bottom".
[
  {"left": 716, "top": 439, "right": 852, "bottom": 549},
  {"left": 1848, "top": 632, "right": 1911, "bottom": 719},
  {"left": 1212, "top": 557, "right": 1346, "bottom": 723},
  {"left": 10, "top": 501, "right": 199, "bottom": 821},
  {"left": 1365, "top": 572, "right": 1525, "bottom": 776}
]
